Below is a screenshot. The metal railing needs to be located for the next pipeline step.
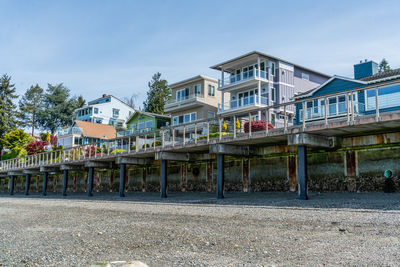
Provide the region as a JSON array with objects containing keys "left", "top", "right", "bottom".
[
  {"left": 1, "top": 79, "right": 398, "bottom": 172},
  {"left": 165, "top": 93, "right": 205, "bottom": 106},
  {"left": 218, "top": 69, "right": 268, "bottom": 88}
]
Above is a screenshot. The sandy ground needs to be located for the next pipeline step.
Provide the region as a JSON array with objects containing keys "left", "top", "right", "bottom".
[{"left": 0, "top": 192, "right": 400, "bottom": 266}]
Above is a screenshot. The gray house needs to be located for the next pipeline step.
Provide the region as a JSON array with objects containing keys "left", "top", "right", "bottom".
[{"left": 210, "top": 51, "right": 330, "bottom": 126}]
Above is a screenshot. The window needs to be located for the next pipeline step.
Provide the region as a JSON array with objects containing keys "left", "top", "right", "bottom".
[
  {"left": 138, "top": 122, "right": 145, "bottom": 129},
  {"left": 302, "top": 73, "right": 310, "bottom": 81},
  {"left": 74, "top": 137, "right": 82, "bottom": 145},
  {"left": 194, "top": 84, "right": 201, "bottom": 95},
  {"left": 270, "top": 62, "right": 276, "bottom": 76},
  {"left": 271, "top": 88, "right": 276, "bottom": 102},
  {"left": 208, "top": 112, "right": 215, "bottom": 118},
  {"left": 173, "top": 116, "right": 178, "bottom": 126},
  {"left": 94, "top": 108, "right": 99, "bottom": 114},
  {"left": 113, "top": 108, "right": 119, "bottom": 117},
  {"left": 271, "top": 113, "right": 276, "bottom": 126},
  {"left": 184, "top": 113, "right": 190, "bottom": 123},
  {"left": 366, "top": 84, "right": 400, "bottom": 110},
  {"left": 191, "top": 112, "right": 196, "bottom": 122},
  {"left": 208, "top": 85, "right": 215, "bottom": 96},
  {"left": 177, "top": 88, "right": 190, "bottom": 102},
  {"left": 145, "top": 120, "right": 153, "bottom": 128}
]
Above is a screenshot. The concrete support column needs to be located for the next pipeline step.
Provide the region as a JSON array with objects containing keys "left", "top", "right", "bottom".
[
  {"left": 88, "top": 167, "right": 94, "bottom": 197},
  {"left": 42, "top": 172, "right": 48, "bottom": 196},
  {"left": 9, "top": 176, "right": 15, "bottom": 195},
  {"left": 217, "top": 154, "right": 225, "bottom": 199},
  {"left": 119, "top": 163, "right": 126, "bottom": 197},
  {"left": 24, "top": 174, "right": 31, "bottom": 195},
  {"left": 161, "top": 160, "right": 167, "bottom": 198},
  {"left": 62, "top": 170, "right": 68, "bottom": 196},
  {"left": 181, "top": 163, "right": 186, "bottom": 192},
  {"left": 297, "top": 145, "right": 308, "bottom": 200}
]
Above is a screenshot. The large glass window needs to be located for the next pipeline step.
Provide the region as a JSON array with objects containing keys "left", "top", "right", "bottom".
[
  {"left": 191, "top": 112, "right": 196, "bottom": 121},
  {"left": 177, "top": 88, "right": 190, "bottom": 102},
  {"left": 366, "top": 83, "right": 400, "bottom": 110},
  {"left": 271, "top": 62, "right": 276, "bottom": 76},
  {"left": 208, "top": 85, "right": 215, "bottom": 96},
  {"left": 94, "top": 108, "right": 99, "bottom": 114},
  {"left": 194, "top": 84, "right": 201, "bottom": 95},
  {"left": 328, "top": 97, "right": 337, "bottom": 115},
  {"left": 271, "top": 88, "right": 276, "bottom": 102},
  {"left": 138, "top": 122, "right": 145, "bottom": 129},
  {"left": 145, "top": 120, "right": 153, "bottom": 128},
  {"left": 113, "top": 108, "right": 119, "bottom": 117}
]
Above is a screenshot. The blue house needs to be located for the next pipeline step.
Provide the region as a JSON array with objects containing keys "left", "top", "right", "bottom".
[{"left": 294, "top": 60, "right": 400, "bottom": 125}]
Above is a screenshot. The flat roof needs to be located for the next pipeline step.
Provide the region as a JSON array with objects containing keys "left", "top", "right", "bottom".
[
  {"left": 210, "top": 51, "right": 331, "bottom": 78},
  {"left": 169, "top": 75, "right": 218, "bottom": 88}
]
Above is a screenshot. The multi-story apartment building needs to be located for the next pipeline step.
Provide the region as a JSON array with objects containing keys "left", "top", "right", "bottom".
[
  {"left": 210, "top": 51, "right": 330, "bottom": 126},
  {"left": 165, "top": 75, "right": 221, "bottom": 133},
  {"left": 75, "top": 94, "right": 134, "bottom": 129}
]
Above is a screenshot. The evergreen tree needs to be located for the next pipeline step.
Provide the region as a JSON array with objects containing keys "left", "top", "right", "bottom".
[
  {"left": 378, "top": 58, "right": 391, "bottom": 73},
  {"left": 19, "top": 84, "right": 44, "bottom": 136},
  {"left": 0, "top": 74, "right": 20, "bottom": 154},
  {"left": 37, "top": 83, "right": 80, "bottom": 134},
  {"left": 76, "top": 95, "right": 86, "bottom": 108},
  {"left": 143, "top": 72, "right": 171, "bottom": 114}
]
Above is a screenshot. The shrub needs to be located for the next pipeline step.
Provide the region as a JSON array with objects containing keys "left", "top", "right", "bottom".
[
  {"left": 244, "top": 120, "right": 274, "bottom": 133},
  {"left": 222, "top": 121, "right": 227, "bottom": 132},
  {"left": 85, "top": 145, "right": 102, "bottom": 157},
  {"left": 198, "top": 132, "right": 233, "bottom": 140},
  {"left": 25, "top": 140, "right": 49, "bottom": 155},
  {"left": 152, "top": 140, "right": 162, "bottom": 147},
  {"left": 1, "top": 129, "right": 33, "bottom": 151},
  {"left": 130, "top": 145, "right": 136, "bottom": 151},
  {"left": 142, "top": 143, "right": 150, "bottom": 149},
  {"left": 111, "top": 149, "right": 126, "bottom": 154},
  {"left": 211, "top": 124, "right": 217, "bottom": 133}
]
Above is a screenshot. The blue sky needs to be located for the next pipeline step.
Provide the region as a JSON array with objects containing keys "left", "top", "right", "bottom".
[{"left": 1, "top": 0, "right": 400, "bottom": 107}]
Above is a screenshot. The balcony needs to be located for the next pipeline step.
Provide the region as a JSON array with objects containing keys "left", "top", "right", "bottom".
[
  {"left": 164, "top": 93, "right": 205, "bottom": 112},
  {"left": 56, "top": 127, "right": 82, "bottom": 136},
  {"left": 218, "top": 69, "right": 268, "bottom": 90},
  {"left": 219, "top": 95, "right": 269, "bottom": 114}
]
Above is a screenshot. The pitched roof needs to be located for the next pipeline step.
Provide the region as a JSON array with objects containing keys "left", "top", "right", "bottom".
[
  {"left": 293, "top": 75, "right": 366, "bottom": 100},
  {"left": 74, "top": 120, "right": 116, "bottom": 139},
  {"left": 360, "top": 68, "right": 400, "bottom": 81},
  {"left": 126, "top": 110, "right": 170, "bottom": 124}
]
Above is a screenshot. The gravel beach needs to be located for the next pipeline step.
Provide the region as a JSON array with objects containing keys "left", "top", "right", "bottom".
[{"left": 0, "top": 192, "right": 400, "bottom": 266}]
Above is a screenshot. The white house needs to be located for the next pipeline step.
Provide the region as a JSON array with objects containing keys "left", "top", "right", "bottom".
[{"left": 74, "top": 94, "right": 134, "bottom": 129}]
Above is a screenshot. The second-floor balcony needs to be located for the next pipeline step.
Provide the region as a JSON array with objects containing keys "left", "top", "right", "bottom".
[
  {"left": 219, "top": 95, "right": 269, "bottom": 114},
  {"left": 164, "top": 93, "right": 205, "bottom": 112},
  {"left": 218, "top": 69, "right": 268, "bottom": 90},
  {"left": 56, "top": 127, "right": 82, "bottom": 136}
]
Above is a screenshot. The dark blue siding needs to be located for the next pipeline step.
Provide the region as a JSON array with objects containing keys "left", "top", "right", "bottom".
[{"left": 312, "top": 79, "right": 364, "bottom": 97}]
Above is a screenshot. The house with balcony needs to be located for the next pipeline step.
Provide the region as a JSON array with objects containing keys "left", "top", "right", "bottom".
[
  {"left": 117, "top": 110, "right": 171, "bottom": 137},
  {"left": 75, "top": 94, "right": 135, "bottom": 129},
  {"left": 165, "top": 75, "right": 221, "bottom": 134},
  {"left": 56, "top": 120, "right": 117, "bottom": 148},
  {"left": 210, "top": 51, "right": 330, "bottom": 126},
  {"left": 294, "top": 60, "right": 400, "bottom": 125}
]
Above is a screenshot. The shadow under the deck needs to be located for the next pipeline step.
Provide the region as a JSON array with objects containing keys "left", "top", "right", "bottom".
[{"left": 1, "top": 191, "right": 400, "bottom": 211}]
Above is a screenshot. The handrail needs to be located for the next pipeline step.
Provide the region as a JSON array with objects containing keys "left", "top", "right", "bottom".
[{"left": 0, "top": 79, "right": 398, "bottom": 171}]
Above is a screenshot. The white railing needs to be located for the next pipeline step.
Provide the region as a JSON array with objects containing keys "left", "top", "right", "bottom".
[
  {"left": 1, "top": 80, "right": 398, "bottom": 172},
  {"left": 219, "top": 95, "right": 269, "bottom": 112},
  {"left": 219, "top": 69, "right": 267, "bottom": 88},
  {"left": 56, "top": 127, "right": 82, "bottom": 136},
  {"left": 165, "top": 93, "right": 204, "bottom": 106}
]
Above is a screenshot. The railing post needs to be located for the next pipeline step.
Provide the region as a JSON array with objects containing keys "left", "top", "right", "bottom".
[
  {"left": 219, "top": 118, "right": 222, "bottom": 141},
  {"left": 162, "top": 130, "right": 165, "bottom": 148},
  {"left": 194, "top": 123, "right": 198, "bottom": 144},
  {"left": 207, "top": 122, "right": 210, "bottom": 143},
  {"left": 248, "top": 112, "right": 252, "bottom": 137},
  {"left": 172, "top": 128, "right": 175, "bottom": 147},
  {"left": 233, "top": 115, "right": 236, "bottom": 138},
  {"left": 284, "top": 105, "right": 287, "bottom": 133},
  {"left": 144, "top": 135, "right": 147, "bottom": 151},
  {"left": 346, "top": 93, "right": 350, "bottom": 124},
  {"left": 153, "top": 131, "right": 156, "bottom": 149},
  {"left": 302, "top": 101, "right": 306, "bottom": 131},
  {"left": 351, "top": 91, "right": 355, "bottom": 124},
  {"left": 128, "top": 137, "right": 131, "bottom": 153},
  {"left": 375, "top": 87, "right": 380, "bottom": 122},
  {"left": 324, "top": 98, "right": 328, "bottom": 127},
  {"left": 183, "top": 126, "right": 186, "bottom": 145},
  {"left": 266, "top": 109, "right": 269, "bottom": 136}
]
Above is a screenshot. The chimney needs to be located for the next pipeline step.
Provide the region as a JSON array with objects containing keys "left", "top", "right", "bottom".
[
  {"left": 102, "top": 94, "right": 107, "bottom": 98},
  {"left": 354, "top": 59, "right": 378, "bottom": 79}
]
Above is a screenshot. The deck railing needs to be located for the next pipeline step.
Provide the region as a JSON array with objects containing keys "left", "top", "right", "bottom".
[{"left": 1, "top": 79, "right": 398, "bottom": 171}]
